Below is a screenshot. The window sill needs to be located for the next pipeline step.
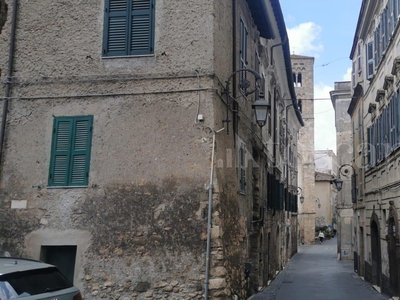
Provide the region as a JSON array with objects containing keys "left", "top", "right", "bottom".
[
  {"left": 47, "top": 186, "right": 89, "bottom": 189},
  {"left": 102, "top": 54, "right": 155, "bottom": 59}
]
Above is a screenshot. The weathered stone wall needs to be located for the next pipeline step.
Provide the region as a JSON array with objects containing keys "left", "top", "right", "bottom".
[{"left": 292, "top": 55, "right": 316, "bottom": 245}]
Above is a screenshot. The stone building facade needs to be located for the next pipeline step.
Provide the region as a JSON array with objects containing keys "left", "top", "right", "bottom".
[
  {"left": 0, "top": 0, "right": 303, "bottom": 299},
  {"left": 330, "top": 81, "right": 353, "bottom": 260},
  {"left": 314, "top": 150, "right": 338, "bottom": 230},
  {"left": 292, "top": 55, "right": 316, "bottom": 245},
  {"left": 349, "top": 0, "right": 400, "bottom": 297}
]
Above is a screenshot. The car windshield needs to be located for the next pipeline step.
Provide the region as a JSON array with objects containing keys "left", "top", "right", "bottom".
[{"left": 0, "top": 266, "right": 73, "bottom": 299}]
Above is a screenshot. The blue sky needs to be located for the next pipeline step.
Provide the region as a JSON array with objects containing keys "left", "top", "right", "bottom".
[{"left": 279, "top": 0, "right": 362, "bottom": 152}]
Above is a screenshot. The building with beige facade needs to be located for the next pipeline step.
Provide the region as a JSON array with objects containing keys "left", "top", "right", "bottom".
[
  {"left": 315, "top": 150, "right": 338, "bottom": 231},
  {"left": 349, "top": 0, "right": 400, "bottom": 297},
  {"left": 330, "top": 81, "right": 354, "bottom": 261},
  {"left": 0, "top": 0, "right": 304, "bottom": 299}
]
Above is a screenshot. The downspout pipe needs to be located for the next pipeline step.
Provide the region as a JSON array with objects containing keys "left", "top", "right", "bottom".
[
  {"left": 285, "top": 103, "right": 294, "bottom": 217},
  {"left": 0, "top": 0, "right": 17, "bottom": 164},
  {"left": 270, "top": 35, "right": 287, "bottom": 66},
  {"left": 204, "top": 128, "right": 220, "bottom": 300},
  {"left": 232, "top": 0, "right": 237, "bottom": 140}
]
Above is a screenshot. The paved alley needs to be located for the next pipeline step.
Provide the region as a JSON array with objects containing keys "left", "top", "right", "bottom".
[{"left": 252, "top": 237, "right": 390, "bottom": 300}]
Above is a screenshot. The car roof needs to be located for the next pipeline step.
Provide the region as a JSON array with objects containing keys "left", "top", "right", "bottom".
[{"left": 0, "top": 257, "right": 54, "bottom": 276}]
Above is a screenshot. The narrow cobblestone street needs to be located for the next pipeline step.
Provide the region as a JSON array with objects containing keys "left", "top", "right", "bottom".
[{"left": 252, "top": 237, "right": 391, "bottom": 300}]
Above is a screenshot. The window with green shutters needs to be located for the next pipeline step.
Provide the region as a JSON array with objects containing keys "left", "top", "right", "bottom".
[
  {"left": 48, "top": 116, "right": 93, "bottom": 187},
  {"left": 103, "top": 0, "right": 155, "bottom": 57}
]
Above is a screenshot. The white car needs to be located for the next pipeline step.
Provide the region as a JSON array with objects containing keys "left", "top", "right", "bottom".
[{"left": 0, "top": 257, "right": 82, "bottom": 300}]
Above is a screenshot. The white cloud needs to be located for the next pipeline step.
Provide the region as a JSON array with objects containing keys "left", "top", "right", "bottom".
[
  {"left": 343, "top": 67, "right": 352, "bottom": 81},
  {"left": 314, "top": 83, "right": 336, "bottom": 152},
  {"left": 287, "top": 22, "right": 324, "bottom": 56}
]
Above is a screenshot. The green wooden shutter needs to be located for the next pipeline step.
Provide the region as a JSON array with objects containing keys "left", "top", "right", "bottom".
[
  {"left": 130, "top": 0, "right": 154, "bottom": 55},
  {"left": 103, "top": 0, "right": 129, "bottom": 56},
  {"left": 69, "top": 116, "right": 93, "bottom": 186},
  {"left": 49, "top": 116, "right": 93, "bottom": 187},
  {"left": 49, "top": 119, "right": 73, "bottom": 186},
  {"left": 279, "top": 182, "right": 284, "bottom": 210}
]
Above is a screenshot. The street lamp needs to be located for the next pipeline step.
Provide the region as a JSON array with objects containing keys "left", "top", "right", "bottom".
[
  {"left": 252, "top": 98, "right": 270, "bottom": 127},
  {"left": 289, "top": 185, "right": 304, "bottom": 203},
  {"left": 223, "top": 68, "right": 270, "bottom": 134},
  {"left": 332, "top": 163, "right": 356, "bottom": 202},
  {"left": 316, "top": 198, "right": 321, "bottom": 209},
  {"left": 333, "top": 177, "right": 343, "bottom": 191}
]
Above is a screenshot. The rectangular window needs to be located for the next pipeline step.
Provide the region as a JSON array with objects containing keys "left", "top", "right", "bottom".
[
  {"left": 390, "top": 94, "right": 397, "bottom": 149},
  {"left": 48, "top": 116, "right": 93, "bottom": 187},
  {"left": 352, "top": 61, "right": 356, "bottom": 86},
  {"left": 103, "top": 0, "right": 155, "bottom": 57},
  {"left": 385, "top": 106, "right": 390, "bottom": 156},
  {"left": 239, "top": 142, "right": 246, "bottom": 194},
  {"left": 255, "top": 51, "right": 261, "bottom": 99},
  {"left": 357, "top": 43, "right": 362, "bottom": 73},
  {"left": 384, "top": 8, "right": 389, "bottom": 48},
  {"left": 372, "top": 122, "right": 377, "bottom": 166},
  {"left": 240, "top": 18, "right": 248, "bottom": 93},
  {"left": 397, "top": 90, "right": 400, "bottom": 146},
  {"left": 374, "top": 27, "right": 380, "bottom": 67},
  {"left": 366, "top": 42, "right": 374, "bottom": 79},
  {"left": 381, "top": 9, "right": 387, "bottom": 55},
  {"left": 377, "top": 117, "right": 382, "bottom": 161},
  {"left": 367, "top": 126, "right": 372, "bottom": 167},
  {"left": 397, "top": 0, "right": 400, "bottom": 21},
  {"left": 268, "top": 91, "right": 272, "bottom": 136},
  {"left": 389, "top": 0, "right": 394, "bottom": 35}
]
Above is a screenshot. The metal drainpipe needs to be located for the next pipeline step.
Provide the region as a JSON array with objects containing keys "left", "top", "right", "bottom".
[
  {"left": 232, "top": 0, "right": 237, "bottom": 140},
  {"left": 0, "top": 0, "right": 17, "bottom": 165},
  {"left": 204, "top": 128, "right": 217, "bottom": 300},
  {"left": 285, "top": 103, "right": 294, "bottom": 217},
  {"left": 270, "top": 35, "right": 287, "bottom": 66}
]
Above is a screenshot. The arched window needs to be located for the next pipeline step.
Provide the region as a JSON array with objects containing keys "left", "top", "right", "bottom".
[{"left": 297, "top": 73, "right": 302, "bottom": 87}]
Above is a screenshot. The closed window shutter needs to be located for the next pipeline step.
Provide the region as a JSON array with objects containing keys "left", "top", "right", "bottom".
[
  {"left": 49, "top": 116, "right": 93, "bottom": 187},
  {"left": 103, "top": 0, "right": 154, "bottom": 56},
  {"left": 103, "top": 0, "right": 129, "bottom": 56},
  {"left": 397, "top": 90, "right": 400, "bottom": 144},
  {"left": 372, "top": 122, "right": 377, "bottom": 166},
  {"left": 272, "top": 178, "right": 279, "bottom": 210},
  {"left": 279, "top": 182, "right": 284, "bottom": 210},
  {"left": 130, "top": 0, "right": 154, "bottom": 55},
  {"left": 367, "top": 126, "right": 372, "bottom": 166},
  {"left": 50, "top": 119, "right": 73, "bottom": 186},
  {"left": 70, "top": 117, "right": 93, "bottom": 186},
  {"left": 366, "top": 42, "right": 374, "bottom": 79}
]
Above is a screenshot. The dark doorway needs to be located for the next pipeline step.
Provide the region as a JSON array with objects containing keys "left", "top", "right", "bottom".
[
  {"left": 258, "top": 233, "right": 264, "bottom": 287},
  {"left": 267, "top": 232, "right": 271, "bottom": 281},
  {"left": 40, "top": 245, "right": 77, "bottom": 283},
  {"left": 371, "top": 220, "right": 381, "bottom": 286},
  {"left": 388, "top": 217, "right": 399, "bottom": 295},
  {"left": 360, "top": 227, "right": 365, "bottom": 277}
]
